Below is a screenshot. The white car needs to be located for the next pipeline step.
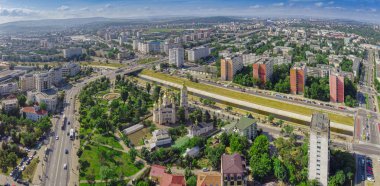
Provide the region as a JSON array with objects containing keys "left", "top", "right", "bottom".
[
  {"left": 63, "top": 164, "right": 67, "bottom": 170},
  {"left": 56, "top": 136, "right": 59, "bottom": 140}
]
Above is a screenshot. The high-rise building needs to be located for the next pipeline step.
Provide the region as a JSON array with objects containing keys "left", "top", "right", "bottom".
[
  {"left": 252, "top": 58, "right": 273, "bottom": 83},
  {"left": 220, "top": 55, "right": 243, "bottom": 81},
  {"left": 34, "top": 72, "right": 52, "bottom": 92},
  {"left": 19, "top": 74, "right": 35, "bottom": 92},
  {"left": 290, "top": 63, "right": 307, "bottom": 94},
  {"left": 329, "top": 72, "right": 344, "bottom": 103},
  {"left": 187, "top": 46, "right": 210, "bottom": 62},
  {"left": 169, "top": 48, "right": 185, "bottom": 67},
  {"left": 308, "top": 113, "right": 330, "bottom": 186}
]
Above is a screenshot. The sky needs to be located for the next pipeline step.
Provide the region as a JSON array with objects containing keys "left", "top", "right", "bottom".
[{"left": 0, "top": 0, "right": 380, "bottom": 24}]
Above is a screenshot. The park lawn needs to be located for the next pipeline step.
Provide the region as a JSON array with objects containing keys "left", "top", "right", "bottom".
[
  {"left": 140, "top": 70, "right": 354, "bottom": 126},
  {"left": 137, "top": 57, "right": 159, "bottom": 65},
  {"left": 92, "top": 132, "right": 123, "bottom": 150},
  {"left": 172, "top": 136, "right": 190, "bottom": 148},
  {"left": 79, "top": 144, "right": 142, "bottom": 181}
]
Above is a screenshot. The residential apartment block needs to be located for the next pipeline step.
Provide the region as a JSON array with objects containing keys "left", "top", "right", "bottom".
[
  {"left": 308, "top": 113, "right": 330, "bottom": 186},
  {"left": 187, "top": 46, "right": 210, "bottom": 62},
  {"left": 329, "top": 72, "right": 345, "bottom": 103},
  {"left": 169, "top": 47, "right": 185, "bottom": 67},
  {"left": 252, "top": 58, "right": 273, "bottom": 83},
  {"left": 220, "top": 55, "right": 243, "bottom": 81},
  {"left": 290, "top": 63, "right": 307, "bottom": 94}
]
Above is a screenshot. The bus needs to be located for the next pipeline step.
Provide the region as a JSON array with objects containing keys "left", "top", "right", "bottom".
[{"left": 69, "top": 129, "right": 75, "bottom": 140}]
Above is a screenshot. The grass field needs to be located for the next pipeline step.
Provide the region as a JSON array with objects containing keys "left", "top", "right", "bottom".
[
  {"left": 92, "top": 133, "right": 123, "bottom": 150},
  {"left": 140, "top": 70, "right": 354, "bottom": 126},
  {"left": 136, "top": 57, "right": 159, "bottom": 65},
  {"left": 80, "top": 180, "right": 129, "bottom": 186},
  {"left": 127, "top": 128, "right": 151, "bottom": 146},
  {"left": 172, "top": 136, "right": 190, "bottom": 148},
  {"left": 79, "top": 144, "right": 142, "bottom": 180},
  {"left": 21, "top": 158, "right": 39, "bottom": 182}
]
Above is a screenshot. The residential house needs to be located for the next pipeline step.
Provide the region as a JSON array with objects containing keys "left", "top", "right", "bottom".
[
  {"left": 222, "top": 116, "right": 257, "bottom": 140},
  {"left": 188, "top": 122, "right": 214, "bottom": 138},
  {"left": 149, "top": 129, "right": 172, "bottom": 150},
  {"left": 21, "top": 105, "right": 48, "bottom": 121},
  {"left": 221, "top": 153, "right": 247, "bottom": 186}
]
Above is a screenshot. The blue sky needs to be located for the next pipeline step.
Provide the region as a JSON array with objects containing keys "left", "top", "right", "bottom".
[{"left": 0, "top": 0, "right": 379, "bottom": 24}]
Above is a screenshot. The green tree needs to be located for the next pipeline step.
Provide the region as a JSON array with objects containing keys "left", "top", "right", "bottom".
[
  {"left": 17, "top": 94, "right": 27, "bottom": 107},
  {"left": 129, "top": 147, "right": 137, "bottom": 162},
  {"left": 121, "top": 88, "right": 129, "bottom": 103},
  {"left": 186, "top": 176, "right": 197, "bottom": 186},
  {"left": 230, "top": 134, "right": 249, "bottom": 154},
  {"left": 40, "top": 102, "right": 47, "bottom": 110},
  {"left": 146, "top": 82, "right": 151, "bottom": 94},
  {"left": 273, "top": 158, "right": 288, "bottom": 181},
  {"left": 329, "top": 170, "right": 346, "bottom": 186}
]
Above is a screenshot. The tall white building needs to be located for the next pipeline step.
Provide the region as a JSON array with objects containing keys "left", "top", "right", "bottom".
[
  {"left": 187, "top": 46, "right": 210, "bottom": 62},
  {"left": 308, "top": 113, "right": 330, "bottom": 186},
  {"left": 169, "top": 48, "right": 185, "bottom": 67},
  {"left": 49, "top": 67, "right": 63, "bottom": 85},
  {"left": 19, "top": 74, "right": 35, "bottom": 92},
  {"left": 34, "top": 72, "right": 52, "bottom": 92}
]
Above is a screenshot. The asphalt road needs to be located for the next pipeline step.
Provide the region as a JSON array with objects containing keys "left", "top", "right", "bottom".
[{"left": 45, "top": 87, "right": 78, "bottom": 186}]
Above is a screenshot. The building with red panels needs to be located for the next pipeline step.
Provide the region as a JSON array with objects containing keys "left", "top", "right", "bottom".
[
  {"left": 290, "top": 63, "right": 307, "bottom": 94},
  {"left": 220, "top": 55, "right": 243, "bottom": 81},
  {"left": 329, "top": 72, "right": 345, "bottom": 103},
  {"left": 252, "top": 59, "right": 273, "bottom": 83}
]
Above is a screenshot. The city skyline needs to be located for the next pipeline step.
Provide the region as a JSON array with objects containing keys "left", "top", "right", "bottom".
[{"left": 0, "top": 0, "right": 380, "bottom": 24}]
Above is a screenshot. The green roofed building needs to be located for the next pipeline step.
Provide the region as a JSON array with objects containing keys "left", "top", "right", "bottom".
[{"left": 222, "top": 116, "right": 258, "bottom": 141}]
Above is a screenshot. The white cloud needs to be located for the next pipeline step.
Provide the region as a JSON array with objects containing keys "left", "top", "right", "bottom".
[
  {"left": 57, "top": 5, "right": 70, "bottom": 11},
  {"left": 79, "top": 7, "right": 89, "bottom": 11},
  {"left": 325, "top": 6, "right": 345, "bottom": 10},
  {"left": 370, "top": 8, "right": 377, "bottom": 12},
  {"left": 105, "top": 4, "right": 112, "bottom": 8},
  {"left": 0, "top": 8, "right": 37, "bottom": 17},
  {"left": 249, "top": 5, "right": 262, "bottom": 9},
  {"left": 314, "top": 2, "right": 324, "bottom": 7},
  {"left": 272, "top": 3, "right": 284, "bottom": 7},
  {"left": 327, "top": 1, "right": 334, "bottom": 5}
]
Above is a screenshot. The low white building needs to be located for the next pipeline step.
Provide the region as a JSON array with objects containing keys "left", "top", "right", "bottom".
[
  {"left": 27, "top": 91, "right": 57, "bottom": 112},
  {"left": 188, "top": 122, "right": 214, "bottom": 138},
  {"left": 149, "top": 129, "right": 172, "bottom": 150},
  {"left": 222, "top": 116, "right": 258, "bottom": 141},
  {"left": 1, "top": 98, "right": 18, "bottom": 112},
  {"left": 0, "top": 82, "right": 18, "bottom": 96},
  {"left": 21, "top": 105, "right": 48, "bottom": 121}
]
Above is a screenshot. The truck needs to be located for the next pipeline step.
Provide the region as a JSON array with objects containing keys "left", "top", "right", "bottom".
[
  {"left": 61, "top": 114, "right": 67, "bottom": 130},
  {"left": 69, "top": 129, "right": 75, "bottom": 140}
]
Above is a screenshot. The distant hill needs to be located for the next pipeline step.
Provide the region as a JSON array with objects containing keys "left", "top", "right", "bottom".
[{"left": 0, "top": 16, "right": 247, "bottom": 34}]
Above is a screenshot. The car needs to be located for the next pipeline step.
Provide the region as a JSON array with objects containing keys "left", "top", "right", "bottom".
[
  {"left": 361, "top": 175, "right": 365, "bottom": 181},
  {"left": 56, "top": 135, "right": 59, "bottom": 140},
  {"left": 63, "top": 164, "right": 67, "bottom": 170},
  {"left": 202, "top": 167, "right": 209, "bottom": 172},
  {"left": 20, "top": 166, "right": 25, "bottom": 171},
  {"left": 68, "top": 121, "right": 71, "bottom": 125},
  {"left": 65, "top": 149, "right": 69, "bottom": 154}
]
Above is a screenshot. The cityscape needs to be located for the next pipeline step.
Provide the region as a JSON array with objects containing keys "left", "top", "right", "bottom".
[{"left": 0, "top": 0, "right": 379, "bottom": 186}]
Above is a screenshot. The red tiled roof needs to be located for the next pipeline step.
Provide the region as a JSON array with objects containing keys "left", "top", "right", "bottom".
[
  {"left": 221, "top": 153, "right": 244, "bottom": 174},
  {"left": 149, "top": 164, "right": 166, "bottom": 179},
  {"left": 159, "top": 173, "right": 186, "bottom": 186},
  {"left": 21, "top": 107, "right": 48, "bottom": 115}
]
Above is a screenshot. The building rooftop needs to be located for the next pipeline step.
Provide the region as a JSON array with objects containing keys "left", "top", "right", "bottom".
[
  {"left": 21, "top": 106, "right": 48, "bottom": 115},
  {"left": 221, "top": 153, "right": 245, "bottom": 174},
  {"left": 149, "top": 164, "right": 166, "bottom": 179},
  {"left": 310, "top": 113, "right": 330, "bottom": 133},
  {"left": 197, "top": 172, "right": 222, "bottom": 186},
  {"left": 159, "top": 173, "right": 186, "bottom": 186}
]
